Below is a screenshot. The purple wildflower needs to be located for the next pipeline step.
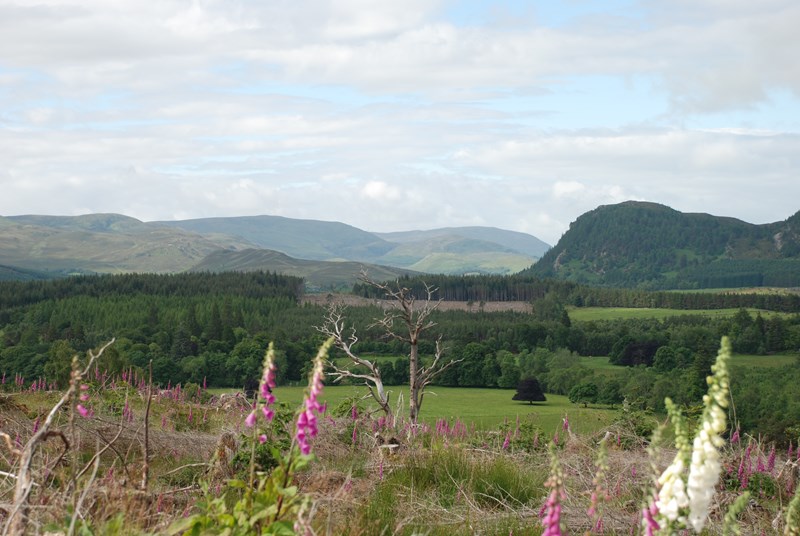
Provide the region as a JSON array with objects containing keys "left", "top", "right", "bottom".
[
  {"left": 767, "top": 445, "right": 776, "bottom": 473},
  {"left": 642, "top": 500, "right": 660, "bottom": 536},
  {"left": 245, "top": 410, "right": 257, "bottom": 428},
  {"left": 76, "top": 384, "right": 92, "bottom": 418},
  {"left": 295, "top": 339, "right": 332, "bottom": 455},
  {"left": 542, "top": 446, "right": 565, "bottom": 536}
]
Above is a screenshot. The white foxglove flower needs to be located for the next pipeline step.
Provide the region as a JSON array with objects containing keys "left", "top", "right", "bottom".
[
  {"left": 686, "top": 337, "right": 731, "bottom": 532},
  {"left": 655, "top": 398, "right": 691, "bottom": 527},
  {"left": 656, "top": 457, "right": 689, "bottom": 523}
]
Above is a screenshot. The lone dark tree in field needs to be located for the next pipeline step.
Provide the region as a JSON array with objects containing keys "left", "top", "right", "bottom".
[
  {"left": 317, "top": 302, "right": 392, "bottom": 419},
  {"left": 512, "top": 377, "right": 547, "bottom": 404},
  {"left": 320, "top": 272, "right": 460, "bottom": 424}
]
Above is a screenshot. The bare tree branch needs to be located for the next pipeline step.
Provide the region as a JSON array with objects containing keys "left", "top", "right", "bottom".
[
  {"left": 316, "top": 303, "right": 392, "bottom": 418},
  {"left": 357, "top": 272, "right": 456, "bottom": 424}
]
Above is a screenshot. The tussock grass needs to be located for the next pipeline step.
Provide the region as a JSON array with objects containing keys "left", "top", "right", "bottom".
[{"left": 3, "top": 378, "right": 796, "bottom": 535}]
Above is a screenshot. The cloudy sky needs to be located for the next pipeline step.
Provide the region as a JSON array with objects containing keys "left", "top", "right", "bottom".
[{"left": 1, "top": 0, "right": 798, "bottom": 244}]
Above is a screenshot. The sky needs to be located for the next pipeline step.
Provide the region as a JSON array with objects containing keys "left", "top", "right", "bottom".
[{"left": 1, "top": 0, "right": 799, "bottom": 245}]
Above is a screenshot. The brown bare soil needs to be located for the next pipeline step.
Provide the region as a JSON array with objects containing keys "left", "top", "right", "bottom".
[{"left": 302, "top": 294, "right": 533, "bottom": 314}]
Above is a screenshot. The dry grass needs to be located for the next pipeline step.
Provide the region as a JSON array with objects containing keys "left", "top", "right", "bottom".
[{"left": 2, "top": 386, "right": 797, "bottom": 535}]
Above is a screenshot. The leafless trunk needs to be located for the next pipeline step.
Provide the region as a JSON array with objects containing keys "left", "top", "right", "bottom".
[
  {"left": 361, "top": 273, "right": 460, "bottom": 424},
  {"left": 316, "top": 302, "right": 392, "bottom": 418}
]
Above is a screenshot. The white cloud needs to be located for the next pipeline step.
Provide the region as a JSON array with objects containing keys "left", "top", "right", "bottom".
[
  {"left": 0, "top": 0, "right": 798, "bottom": 247},
  {"left": 552, "top": 181, "right": 585, "bottom": 198},
  {"left": 360, "top": 181, "right": 401, "bottom": 201}
]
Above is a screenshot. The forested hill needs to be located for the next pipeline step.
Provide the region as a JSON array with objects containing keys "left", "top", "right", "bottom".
[{"left": 525, "top": 201, "right": 800, "bottom": 289}]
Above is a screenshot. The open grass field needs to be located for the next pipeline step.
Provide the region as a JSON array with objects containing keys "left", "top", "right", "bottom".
[
  {"left": 268, "top": 384, "right": 615, "bottom": 433},
  {"left": 567, "top": 306, "right": 780, "bottom": 321},
  {"left": 730, "top": 352, "right": 799, "bottom": 367},
  {"left": 578, "top": 353, "right": 799, "bottom": 370},
  {"left": 666, "top": 287, "right": 800, "bottom": 295},
  {"left": 210, "top": 351, "right": 798, "bottom": 436}
]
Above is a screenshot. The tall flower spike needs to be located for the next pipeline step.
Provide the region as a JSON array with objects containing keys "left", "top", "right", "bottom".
[
  {"left": 260, "top": 343, "right": 278, "bottom": 407},
  {"left": 655, "top": 398, "right": 691, "bottom": 528},
  {"left": 245, "top": 344, "right": 279, "bottom": 429},
  {"left": 295, "top": 338, "right": 333, "bottom": 456},
  {"left": 587, "top": 436, "right": 609, "bottom": 534},
  {"left": 541, "top": 443, "right": 565, "bottom": 536},
  {"left": 686, "top": 336, "right": 731, "bottom": 532}
]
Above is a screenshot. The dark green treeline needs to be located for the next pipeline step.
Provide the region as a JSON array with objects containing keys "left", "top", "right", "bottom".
[{"left": 2, "top": 272, "right": 800, "bottom": 441}]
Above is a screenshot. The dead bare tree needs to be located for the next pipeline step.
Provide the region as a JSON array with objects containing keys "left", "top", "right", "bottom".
[
  {"left": 3, "top": 338, "right": 114, "bottom": 536},
  {"left": 360, "top": 272, "right": 461, "bottom": 424},
  {"left": 317, "top": 302, "right": 392, "bottom": 419}
]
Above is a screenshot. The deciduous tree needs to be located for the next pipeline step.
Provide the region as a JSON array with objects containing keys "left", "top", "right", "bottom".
[{"left": 512, "top": 377, "right": 546, "bottom": 404}]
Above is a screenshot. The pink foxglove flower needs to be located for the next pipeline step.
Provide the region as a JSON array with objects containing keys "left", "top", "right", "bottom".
[
  {"left": 768, "top": 446, "right": 776, "bottom": 473},
  {"left": 642, "top": 500, "right": 660, "bottom": 536},
  {"left": 295, "top": 338, "right": 332, "bottom": 455},
  {"left": 76, "top": 383, "right": 92, "bottom": 418},
  {"left": 245, "top": 410, "right": 257, "bottom": 428},
  {"left": 541, "top": 445, "right": 565, "bottom": 536},
  {"left": 244, "top": 344, "right": 280, "bottom": 430}
]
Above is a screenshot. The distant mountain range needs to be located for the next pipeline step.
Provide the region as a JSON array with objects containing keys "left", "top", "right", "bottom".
[
  {"left": 0, "top": 213, "right": 548, "bottom": 289},
  {"left": 7, "top": 203, "right": 797, "bottom": 291},
  {"left": 525, "top": 201, "right": 800, "bottom": 289}
]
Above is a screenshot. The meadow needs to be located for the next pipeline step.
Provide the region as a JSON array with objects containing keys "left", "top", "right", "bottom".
[
  {"left": 566, "top": 306, "right": 781, "bottom": 321},
  {"left": 269, "top": 385, "right": 616, "bottom": 433},
  {"left": 578, "top": 353, "right": 799, "bottom": 370}
]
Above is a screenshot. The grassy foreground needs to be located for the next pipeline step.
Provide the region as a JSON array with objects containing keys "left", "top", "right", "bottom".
[
  {"left": 1, "top": 379, "right": 794, "bottom": 535},
  {"left": 3, "top": 337, "right": 799, "bottom": 535}
]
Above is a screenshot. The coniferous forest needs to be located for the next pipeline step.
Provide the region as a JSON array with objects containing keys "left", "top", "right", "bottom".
[{"left": 2, "top": 271, "right": 800, "bottom": 441}]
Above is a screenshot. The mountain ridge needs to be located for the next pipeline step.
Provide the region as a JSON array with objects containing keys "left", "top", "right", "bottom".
[
  {"left": 525, "top": 201, "right": 800, "bottom": 288},
  {"left": 0, "top": 212, "right": 547, "bottom": 285}
]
